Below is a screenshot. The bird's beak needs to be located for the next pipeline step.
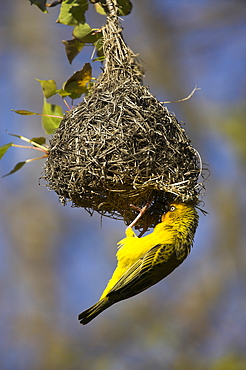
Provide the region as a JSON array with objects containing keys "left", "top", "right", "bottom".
[
  {"left": 163, "top": 205, "right": 170, "bottom": 214},
  {"left": 161, "top": 204, "right": 170, "bottom": 219},
  {"left": 161, "top": 210, "right": 168, "bottom": 221}
]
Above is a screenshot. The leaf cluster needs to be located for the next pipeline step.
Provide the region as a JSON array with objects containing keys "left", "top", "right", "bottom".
[
  {"left": 0, "top": 62, "right": 93, "bottom": 175},
  {"left": 29, "top": 0, "right": 132, "bottom": 63},
  {"left": 2, "top": 0, "right": 134, "bottom": 177},
  {"left": 0, "top": 135, "right": 49, "bottom": 177}
]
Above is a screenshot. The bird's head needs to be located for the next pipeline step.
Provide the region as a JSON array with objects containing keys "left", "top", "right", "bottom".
[{"left": 161, "top": 201, "right": 199, "bottom": 233}]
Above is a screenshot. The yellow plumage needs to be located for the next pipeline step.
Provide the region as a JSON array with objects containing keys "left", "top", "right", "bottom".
[{"left": 78, "top": 201, "right": 199, "bottom": 325}]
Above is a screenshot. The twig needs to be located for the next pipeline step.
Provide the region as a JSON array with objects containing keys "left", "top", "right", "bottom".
[{"left": 163, "top": 85, "right": 201, "bottom": 104}]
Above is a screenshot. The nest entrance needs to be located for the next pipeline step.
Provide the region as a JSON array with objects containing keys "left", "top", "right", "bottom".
[{"left": 43, "top": 3, "right": 203, "bottom": 231}]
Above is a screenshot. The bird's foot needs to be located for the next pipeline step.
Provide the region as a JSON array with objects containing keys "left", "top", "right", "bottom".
[{"left": 126, "top": 200, "right": 153, "bottom": 235}]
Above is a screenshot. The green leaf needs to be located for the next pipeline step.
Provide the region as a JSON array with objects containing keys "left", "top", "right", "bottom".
[
  {"left": 73, "top": 24, "right": 102, "bottom": 43},
  {"left": 57, "top": 0, "right": 88, "bottom": 26},
  {"left": 94, "top": 3, "right": 106, "bottom": 15},
  {"left": 12, "top": 109, "right": 37, "bottom": 115},
  {"left": 56, "top": 88, "right": 71, "bottom": 97},
  {"left": 8, "top": 133, "right": 26, "bottom": 140},
  {"left": 94, "top": 37, "right": 104, "bottom": 55},
  {"left": 2, "top": 161, "right": 26, "bottom": 178},
  {"left": 42, "top": 99, "right": 63, "bottom": 134},
  {"left": 92, "top": 55, "right": 105, "bottom": 62},
  {"left": 62, "top": 39, "right": 84, "bottom": 64},
  {"left": 63, "top": 63, "right": 92, "bottom": 99},
  {"left": 31, "top": 137, "right": 46, "bottom": 145},
  {"left": 0, "top": 143, "right": 13, "bottom": 160},
  {"left": 29, "top": 0, "right": 48, "bottom": 12},
  {"left": 73, "top": 23, "right": 92, "bottom": 39},
  {"left": 36, "top": 79, "right": 57, "bottom": 98},
  {"left": 117, "top": 0, "right": 132, "bottom": 15},
  {"left": 94, "top": 0, "right": 132, "bottom": 16}
]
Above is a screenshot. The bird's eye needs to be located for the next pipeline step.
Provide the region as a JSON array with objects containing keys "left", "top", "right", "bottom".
[{"left": 170, "top": 205, "right": 176, "bottom": 212}]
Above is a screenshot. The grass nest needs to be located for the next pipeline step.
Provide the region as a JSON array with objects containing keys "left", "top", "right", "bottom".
[{"left": 43, "top": 5, "right": 204, "bottom": 231}]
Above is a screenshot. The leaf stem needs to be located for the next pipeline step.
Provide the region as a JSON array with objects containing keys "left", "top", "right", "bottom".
[
  {"left": 25, "top": 155, "right": 49, "bottom": 163},
  {"left": 12, "top": 144, "right": 49, "bottom": 153}
]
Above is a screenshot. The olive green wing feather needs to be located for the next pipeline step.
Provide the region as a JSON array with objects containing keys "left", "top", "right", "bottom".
[
  {"left": 78, "top": 242, "right": 190, "bottom": 325},
  {"left": 107, "top": 243, "right": 186, "bottom": 302}
]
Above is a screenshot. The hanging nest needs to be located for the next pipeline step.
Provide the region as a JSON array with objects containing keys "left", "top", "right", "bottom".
[{"left": 43, "top": 3, "right": 204, "bottom": 231}]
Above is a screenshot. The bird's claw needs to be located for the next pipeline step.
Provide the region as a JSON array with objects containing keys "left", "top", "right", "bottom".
[{"left": 126, "top": 200, "right": 153, "bottom": 234}]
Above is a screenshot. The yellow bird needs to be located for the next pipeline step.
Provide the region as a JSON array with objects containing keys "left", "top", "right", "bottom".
[{"left": 78, "top": 201, "right": 199, "bottom": 325}]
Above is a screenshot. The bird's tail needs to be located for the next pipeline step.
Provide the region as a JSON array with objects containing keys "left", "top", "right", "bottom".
[{"left": 78, "top": 297, "right": 112, "bottom": 325}]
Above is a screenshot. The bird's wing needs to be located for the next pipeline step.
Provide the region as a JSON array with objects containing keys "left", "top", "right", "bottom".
[{"left": 107, "top": 243, "right": 183, "bottom": 301}]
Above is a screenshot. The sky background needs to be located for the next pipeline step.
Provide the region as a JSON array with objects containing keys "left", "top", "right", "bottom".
[{"left": 0, "top": 1, "right": 246, "bottom": 369}]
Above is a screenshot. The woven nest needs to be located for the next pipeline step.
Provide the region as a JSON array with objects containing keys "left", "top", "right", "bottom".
[{"left": 43, "top": 4, "right": 203, "bottom": 231}]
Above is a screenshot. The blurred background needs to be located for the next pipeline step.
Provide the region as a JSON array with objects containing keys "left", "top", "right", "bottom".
[{"left": 0, "top": 1, "right": 246, "bottom": 369}]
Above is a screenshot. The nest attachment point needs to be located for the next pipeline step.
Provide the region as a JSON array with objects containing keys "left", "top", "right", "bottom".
[{"left": 43, "top": 7, "right": 204, "bottom": 231}]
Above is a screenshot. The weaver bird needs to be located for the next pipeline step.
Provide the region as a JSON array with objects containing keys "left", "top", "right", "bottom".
[{"left": 78, "top": 201, "right": 199, "bottom": 325}]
